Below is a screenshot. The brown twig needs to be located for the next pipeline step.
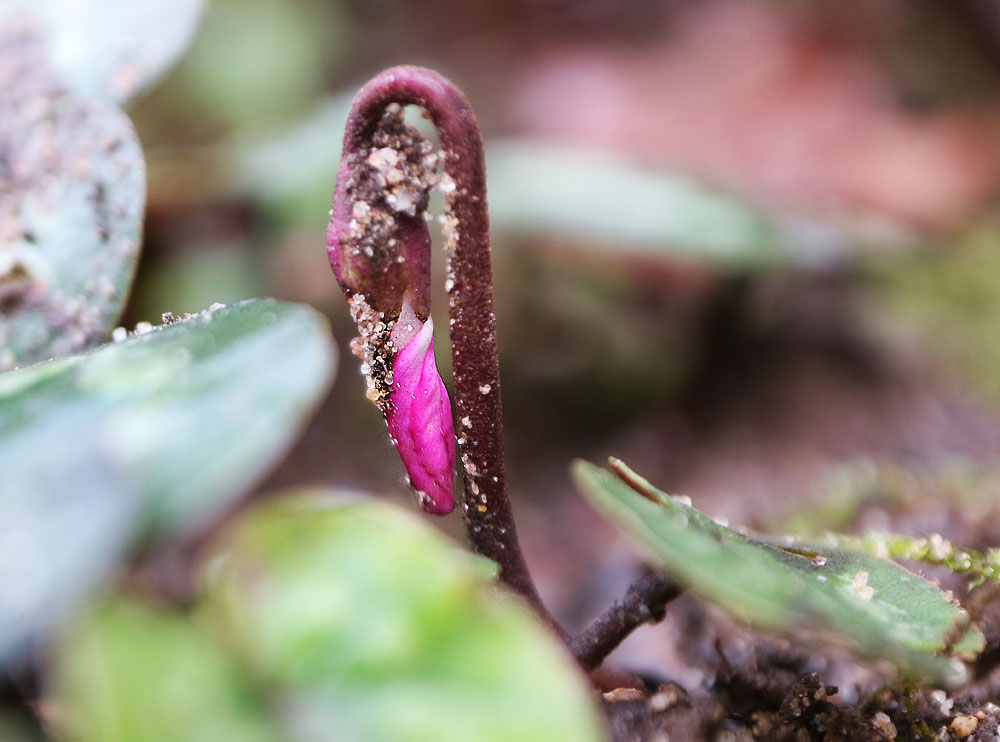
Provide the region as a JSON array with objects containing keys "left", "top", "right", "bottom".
[{"left": 572, "top": 572, "right": 682, "bottom": 671}]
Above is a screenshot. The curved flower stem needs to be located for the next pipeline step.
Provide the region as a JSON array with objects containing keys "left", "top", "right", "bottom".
[
  {"left": 331, "top": 68, "right": 684, "bottom": 664},
  {"left": 334, "top": 66, "right": 549, "bottom": 618}
]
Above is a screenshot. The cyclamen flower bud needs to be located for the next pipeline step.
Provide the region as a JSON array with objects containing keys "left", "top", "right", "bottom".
[
  {"left": 328, "top": 67, "right": 546, "bottom": 613},
  {"left": 386, "top": 301, "right": 456, "bottom": 514}
]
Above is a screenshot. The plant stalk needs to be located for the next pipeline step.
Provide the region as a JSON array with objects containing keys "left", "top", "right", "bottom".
[
  {"left": 571, "top": 572, "right": 681, "bottom": 671},
  {"left": 333, "top": 68, "right": 684, "bottom": 662},
  {"left": 337, "top": 66, "right": 548, "bottom": 617}
]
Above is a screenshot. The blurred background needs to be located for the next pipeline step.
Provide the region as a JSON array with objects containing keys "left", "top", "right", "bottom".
[{"left": 123, "top": 0, "right": 1000, "bottom": 674}]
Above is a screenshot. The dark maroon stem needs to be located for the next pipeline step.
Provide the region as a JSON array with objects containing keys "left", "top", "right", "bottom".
[
  {"left": 331, "top": 67, "right": 686, "bottom": 664},
  {"left": 335, "top": 66, "right": 549, "bottom": 618},
  {"left": 571, "top": 573, "right": 681, "bottom": 671}
]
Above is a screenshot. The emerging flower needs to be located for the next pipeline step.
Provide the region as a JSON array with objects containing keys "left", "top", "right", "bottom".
[
  {"left": 328, "top": 66, "right": 545, "bottom": 612},
  {"left": 385, "top": 299, "right": 456, "bottom": 514}
]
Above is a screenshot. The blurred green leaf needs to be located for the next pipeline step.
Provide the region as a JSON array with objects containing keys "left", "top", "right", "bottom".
[
  {"left": 201, "top": 493, "right": 605, "bottom": 742},
  {"left": 487, "top": 142, "right": 782, "bottom": 266},
  {"left": 55, "top": 600, "right": 278, "bottom": 742},
  {"left": 871, "top": 223, "right": 1000, "bottom": 405},
  {"left": 236, "top": 93, "right": 352, "bottom": 205},
  {"left": 1, "top": 0, "right": 203, "bottom": 102},
  {"left": 0, "top": 94, "right": 144, "bottom": 371},
  {"left": 0, "top": 299, "right": 336, "bottom": 665},
  {"left": 485, "top": 142, "right": 915, "bottom": 268},
  {"left": 573, "top": 458, "right": 983, "bottom": 688},
  {"left": 153, "top": 0, "right": 339, "bottom": 137},
  {"left": 234, "top": 91, "right": 912, "bottom": 267},
  {"left": 130, "top": 240, "right": 266, "bottom": 320}
]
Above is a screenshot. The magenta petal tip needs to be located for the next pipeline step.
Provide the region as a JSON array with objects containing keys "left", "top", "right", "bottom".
[{"left": 385, "top": 316, "right": 456, "bottom": 515}]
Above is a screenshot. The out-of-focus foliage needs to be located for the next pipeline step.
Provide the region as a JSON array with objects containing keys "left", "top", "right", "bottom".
[
  {"left": 54, "top": 494, "right": 605, "bottom": 742},
  {"left": 574, "top": 459, "right": 983, "bottom": 688},
  {"left": 0, "top": 96, "right": 144, "bottom": 371},
  {"left": 55, "top": 601, "right": 279, "bottom": 742},
  {"left": 135, "top": 0, "right": 343, "bottom": 141},
  {"left": 0, "top": 300, "right": 335, "bottom": 665},
  {"left": 234, "top": 94, "right": 354, "bottom": 214},
  {"left": 779, "top": 459, "right": 993, "bottom": 540},
  {"left": 0, "top": 14, "right": 147, "bottom": 370},
  {"left": 204, "top": 494, "right": 604, "bottom": 742},
  {"left": 233, "top": 97, "right": 911, "bottom": 270},
  {"left": 497, "top": 259, "right": 699, "bottom": 419},
  {"left": 0, "top": 0, "right": 203, "bottom": 102},
  {"left": 135, "top": 240, "right": 267, "bottom": 319},
  {"left": 871, "top": 224, "right": 1000, "bottom": 405},
  {"left": 484, "top": 142, "right": 903, "bottom": 269}
]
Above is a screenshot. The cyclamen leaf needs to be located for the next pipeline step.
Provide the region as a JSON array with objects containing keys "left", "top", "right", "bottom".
[
  {"left": 0, "top": 93, "right": 144, "bottom": 371},
  {"left": 572, "top": 458, "right": 984, "bottom": 688},
  {"left": 53, "top": 601, "right": 279, "bottom": 742},
  {"left": 197, "top": 493, "right": 604, "bottom": 742},
  {"left": 0, "top": 299, "right": 335, "bottom": 666},
  {"left": 52, "top": 494, "right": 604, "bottom": 742}
]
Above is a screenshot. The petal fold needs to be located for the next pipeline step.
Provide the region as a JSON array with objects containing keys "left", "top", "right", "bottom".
[{"left": 385, "top": 316, "right": 456, "bottom": 514}]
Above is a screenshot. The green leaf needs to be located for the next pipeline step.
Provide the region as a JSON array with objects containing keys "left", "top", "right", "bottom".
[
  {"left": 54, "top": 600, "right": 279, "bottom": 742},
  {"left": 200, "top": 493, "right": 605, "bottom": 742},
  {"left": 0, "top": 94, "right": 145, "bottom": 370},
  {"left": 0, "top": 299, "right": 335, "bottom": 665},
  {"left": 572, "top": 459, "right": 984, "bottom": 688},
  {"left": 235, "top": 93, "right": 353, "bottom": 203},
  {"left": 871, "top": 222, "right": 1000, "bottom": 406},
  {"left": 166, "top": 0, "right": 335, "bottom": 134},
  {"left": 484, "top": 142, "right": 914, "bottom": 268},
  {"left": 1, "top": 0, "right": 204, "bottom": 102}
]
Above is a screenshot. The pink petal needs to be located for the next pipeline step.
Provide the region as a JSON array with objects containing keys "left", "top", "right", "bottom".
[{"left": 385, "top": 316, "right": 456, "bottom": 515}]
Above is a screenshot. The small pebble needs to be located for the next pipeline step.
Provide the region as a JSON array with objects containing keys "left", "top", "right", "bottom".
[
  {"left": 871, "top": 711, "right": 896, "bottom": 740},
  {"left": 951, "top": 715, "right": 978, "bottom": 738},
  {"left": 649, "top": 683, "right": 687, "bottom": 712}
]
